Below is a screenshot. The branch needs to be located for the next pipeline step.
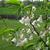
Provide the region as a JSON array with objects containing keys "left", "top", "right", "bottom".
[{"left": 30, "top": 19, "right": 48, "bottom": 47}]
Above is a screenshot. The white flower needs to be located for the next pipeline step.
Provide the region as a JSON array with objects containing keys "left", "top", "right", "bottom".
[
  {"left": 32, "top": 6, "right": 36, "bottom": 11},
  {"left": 33, "top": 31, "right": 37, "bottom": 34},
  {"left": 19, "top": 16, "right": 25, "bottom": 24},
  {"left": 16, "top": 38, "right": 28, "bottom": 46},
  {"left": 40, "top": 31, "right": 46, "bottom": 38},
  {"left": 8, "top": 33, "right": 12, "bottom": 36},
  {"left": 49, "top": 31, "right": 50, "bottom": 33},
  {"left": 24, "top": 16, "right": 30, "bottom": 25},
  {"left": 47, "top": 37, "right": 49, "bottom": 41},
  {"left": 20, "top": 34, "right": 24, "bottom": 39},
  {"left": 31, "top": 14, "right": 34, "bottom": 19},
  {"left": 11, "top": 38, "right": 17, "bottom": 44},
  {"left": 21, "top": 38, "right": 27, "bottom": 43},
  {"left": 36, "top": 47, "right": 41, "bottom": 50},
  {"left": 37, "top": 15, "right": 43, "bottom": 23},
  {"left": 48, "top": 27, "right": 50, "bottom": 30},
  {"left": 16, "top": 42, "right": 20, "bottom": 46},
  {"left": 27, "top": 29, "right": 31, "bottom": 33},
  {"left": 37, "top": 23, "right": 40, "bottom": 27},
  {"left": 19, "top": 18, "right": 24, "bottom": 24},
  {"left": 19, "top": 16, "right": 30, "bottom": 25},
  {"left": 46, "top": 41, "right": 49, "bottom": 45},
  {"left": 37, "top": 48, "right": 40, "bottom": 50},
  {"left": 22, "top": 28, "right": 25, "bottom": 31},
  {"left": 40, "top": 31, "right": 43, "bottom": 35},
  {"left": 19, "top": 20, "right": 24, "bottom": 24},
  {"left": 41, "top": 33, "right": 45, "bottom": 38},
  {"left": 32, "top": 20, "right": 37, "bottom": 25},
  {"left": 29, "top": 35, "right": 33, "bottom": 40},
  {"left": 25, "top": 23, "right": 28, "bottom": 25}
]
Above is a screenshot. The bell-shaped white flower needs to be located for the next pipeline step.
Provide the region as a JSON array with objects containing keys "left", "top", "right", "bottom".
[
  {"left": 27, "top": 29, "right": 31, "bottom": 33},
  {"left": 46, "top": 37, "right": 49, "bottom": 45},
  {"left": 40, "top": 31, "right": 47, "bottom": 38},
  {"left": 21, "top": 38, "right": 27, "bottom": 43},
  {"left": 19, "top": 16, "right": 30, "bottom": 25},
  {"left": 19, "top": 17, "right": 25, "bottom": 24},
  {"left": 33, "top": 31, "right": 37, "bottom": 34},
  {"left": 49, "top": 31, "right": 50, "bottom": 33},
  {"left": 16, "top": 38, "right": 28, "bottom": 46},
  {"left": 32, "top": 6, "right": 36, "bottom": 11},
  {"left": 46, "top": 41, "right": 49, "bottom": 45},
  {"left": 37, "top": 15, "right": 43, "bottom": 23},
  {"left": 24, "top": 16, "right": 30, "bottom": 25},
  {"left": 29, "top": 35, "right": 33, "bottom": 40},
  {"left": 37, "top": 23, "right": 40, "bottom": 27},
  {"left": 36, "top": 47, "right": 41, "bottom": 50},
  {"left": 31, "top": 14, "right": 34, "bottom": 19},
  {"left": 48, "top": 27, "right": 50, "bottom": 30},
  {"left": 32, "top": 20, "right": 37, "bottom": 25},
  {"left": 20, "top": 34, "right": 24, "bottom": 39},
  {"left": 11, "top": 38, "right": 17, "bottom": 44},
  {"left": 22, "top": 28, "right": 25, "bottom": 31}
]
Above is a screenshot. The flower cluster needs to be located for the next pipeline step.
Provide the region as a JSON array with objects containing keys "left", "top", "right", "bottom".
[{"left": 19, "top": 16, "right": 30, "bottom": 26}]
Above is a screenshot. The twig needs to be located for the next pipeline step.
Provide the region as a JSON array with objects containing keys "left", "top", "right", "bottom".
[{"left": 30, "top": 19, "right": 49, "bottom": 47}]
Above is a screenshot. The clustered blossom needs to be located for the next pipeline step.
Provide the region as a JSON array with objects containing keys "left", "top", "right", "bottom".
[
  {"left": 11, "top": 36, "right": 28, "bottom": 47},
  {"left": 18, "top": 15, "right": 45, "bottom": 47},
  {"left": 19, "top": 15, "right": 43, "bottom": 27},
  {"left": 19, "top": 16, "right": 30, "bottom": 25},
  {"left": 10, "top": 27, "right": 35, "bottom": 46},
  {"left": 2, "top": 14, "right": 49, "bottom": 49}
]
